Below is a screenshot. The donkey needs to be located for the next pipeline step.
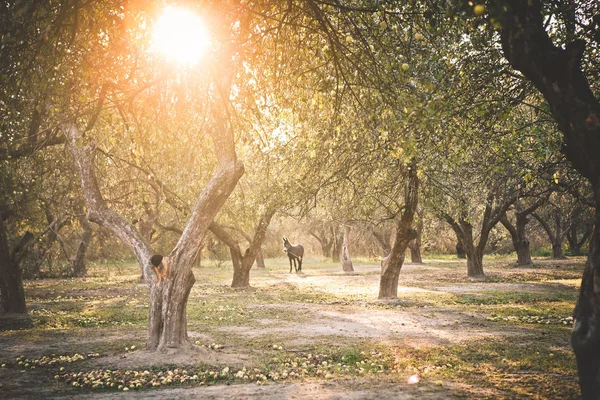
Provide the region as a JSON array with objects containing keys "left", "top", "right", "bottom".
[{"left": 283, "top": 237, "right": 304, "bottom": 273}]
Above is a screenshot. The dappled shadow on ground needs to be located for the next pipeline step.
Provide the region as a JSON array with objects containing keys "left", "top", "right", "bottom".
[{"left": 0, "top": 256, "right": 581, "bottom": 399}]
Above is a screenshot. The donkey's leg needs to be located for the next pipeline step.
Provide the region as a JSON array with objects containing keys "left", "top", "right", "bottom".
[
  {"left": 298, "top": 257, "right": 302, "bottom": 272},
  {"left": 289, "top": 257, "right": 293, "bottom": 273}
]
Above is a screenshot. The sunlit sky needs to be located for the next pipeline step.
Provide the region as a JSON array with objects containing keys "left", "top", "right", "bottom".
[{"left": 151, "top": 6, "right": 211, "bottom": 66}]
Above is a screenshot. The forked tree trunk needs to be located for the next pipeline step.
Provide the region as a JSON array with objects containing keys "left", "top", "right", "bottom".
[
  {"left": 209, "top": 209, "right": 275, "bottom": 288},
  {"left": 513, "top": 208, "right": 534, "bottom": 266},
  {"left": 533, "top": 211, "right": 567, "bottom": 260},
  {"left": 567, "top": 222, "right": 591, "bottom": 257},
  {"left": 501, "top": 206, "right": 541, "bottom": 266},
  {"left": 497, "top": 1, "right": 600, "bottom": 394},
  {"left": 309, "top": 228, "right": 333, "bottom": 258},
  {"left": 379, "top": 165, "right": 419, "bottom": 298},
  {"left": 372, "top": 227, "right": 392, "bottom": 257},
  {"left": 341, "top": 225, "right": 353, "bottom": 272},
  {"left": 65, "top": 110, "right": 244, "bottom": 351},
  {"left": 446, "top": 217, "right": 483, "bottom": 278},
  {"left": 444, "top": 187, "right": 516, "bottom": 279}
]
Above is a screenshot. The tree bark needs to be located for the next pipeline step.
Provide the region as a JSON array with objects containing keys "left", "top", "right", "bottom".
[
  {"left": 444, "top": 185, "right": 517, "bottom": 279},
  {"left": 497, "top": 1, "right": 600, "bottom": 395},
  {"left": 371, "top": 227, "right": 392, "bottom": 257},
  {"left": 341, "top": 225, "right": 353, "bottom": 272},
  {"left": 408, "top": 210, "right": 423, "bottom": 264},
  {"left": 255, "top": 248, "right": 266, "bottom": 268},
  {"left": 567, "top": 209, "right": 591, "bottom": 257},
  {"left": 331, "top": 225, "right": 343, "bottom": 262},
  {"left": 65, "top": 115, "right": 243, "bottom": 351},
  {"left": 552, "top": 241, "right": 565, "bottom": 260},
  {"left": 309, "top": 226, "right": 334, "bottom": 258},
  {"left": 456, "top": 236, "right": 466, "bottom": 259},
  {"left": 0, "top": 213, "right": 34, "bottom": 314},
  {"left": 209, "top": 209, "right": 275, "bottom": 288},
  {"left": 461, "top": 221, "right": 485, "bottom": 278},
  {"left": 72, "top": 212, "right": 92, "bottom": 277},
  {"left": 532, "top": 211, "right": 567, "bottom": 260},
  {"left": 573, "top": 186, "right": 600, "bottom": 398},
  {"left": 379, "top": 164, "right": 419, "bottom": 298},
  {"left": 501, "top": 209, "right": 535, "bottom": 266}
]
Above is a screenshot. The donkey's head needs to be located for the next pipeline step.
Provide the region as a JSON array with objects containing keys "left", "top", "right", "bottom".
[{"left": 282, "top": 237, "right": 290, "bottom": 253}]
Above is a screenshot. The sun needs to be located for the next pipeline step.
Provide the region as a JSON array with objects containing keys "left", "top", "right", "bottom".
[{"left": 151, "top": 6, "right": 210, "bottom": 66}]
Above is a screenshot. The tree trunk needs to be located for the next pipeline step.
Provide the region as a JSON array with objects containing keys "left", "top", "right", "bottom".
[
  {"left": 573, "top": 186, "right": 600, "bottom": 398},
  {"left": 501, "top": 212, "right": 533, "bottom": 266},
  {"left": 567, "top": 225, "right": 581, "bottom": 256},
  {"left": 148, "top": 263, "right": 195, "bottom": 350},
  {"left": 0, "top": 214, "right": 33, "bottom": 314},
  {"left": 209, "top": 210, "right": 275, "bottom": 288},
  {"left": 466, "top": 249, "right": 485, "bottom": 279},
  {"left": 461, "top": 223, "right": 485, "bottom": 279},
  {"left": 566, "top": 213, "right": 591, "bottom": 257},
  {"left": 456, "top": 236, "right": 466, "bottom": 259},
  {"left": 515, "top": 239, "right": 532, "bottom": 265},
  {"left": 309, "top": 229, "right": 333, "bottom": 258},
  {"left": 409, "top": 244, "right": 422, "bottom": 264},
  {"left": 65, "top": 110, "right": 244, "bottom": 351},
  {"left": 379, "top": 164, "right": 419, "bottom": 298},
  {"left": 229, "top": 249, "right": 247, "bottom": 287},
  {"left": 331, "top": 226, "right": 343, "bottom": 263},
  {"left": 408, "top": 211, "right": 423, "bottom": 264},
  {"left": 497, "top": 2, "right": 600, "bottom": 394},
  {"left": 255, "top": 248, "right": 266, "bottom": 268},
  {"left": 72, "top": 212, "right": 92, "bottom": 277},
  {"left": 341, "top": 225, "right": 353, "bottom": 272},
  {"left": 514, "top": 213, "right": 533, "bottom": 266},
  {"left": 552, "top": 241, "right": 565, "bottom": 260},
  {"left": 372, "top": 227, "right": 392, "bottom": 257}
]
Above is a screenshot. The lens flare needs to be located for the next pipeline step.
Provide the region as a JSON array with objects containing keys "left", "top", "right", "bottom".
[{"left": 152, "top": 6, "right": 210, "bottom": 66}]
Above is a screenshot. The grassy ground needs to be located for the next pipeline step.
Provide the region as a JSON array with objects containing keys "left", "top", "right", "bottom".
[{"left": 0, "top": 255, "right": 583, "bottom": 399}]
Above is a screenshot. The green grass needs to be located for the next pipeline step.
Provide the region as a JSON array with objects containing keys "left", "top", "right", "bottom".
[{"left": 0, "top": 255, "right": 583, "bottom": 398}]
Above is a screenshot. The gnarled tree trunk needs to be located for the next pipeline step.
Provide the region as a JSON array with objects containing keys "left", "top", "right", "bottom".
[
  {"left": 379, "top": 164, "right": 419, "bottom": 299},
  {"left": 65, "top": 110, "right": 243, "bottom": 350},
  {"left": 533, "top": 210, "right": 567, "bottom": 260},
  {"left": 443, "top": 185, "right": 516, "bottom": 279},
  {"left": 309, "top": 224, "right": 335, "bottom": 258},
  {"left": 500, "top": 197, "right": 547, "bottom": 266},
  {"left": 209, "top": 209, "right": 275, "bottom": 288}
]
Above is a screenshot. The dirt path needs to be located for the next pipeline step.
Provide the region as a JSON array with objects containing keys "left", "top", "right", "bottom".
[{"left": 0, "top": 257, "right": 582, "bottom": 399}]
